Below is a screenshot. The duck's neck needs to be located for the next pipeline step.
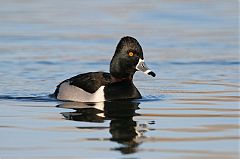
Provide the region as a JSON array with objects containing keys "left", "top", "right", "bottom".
[{"left": 110, "top": 74, "right": 134, "bottom": 83}]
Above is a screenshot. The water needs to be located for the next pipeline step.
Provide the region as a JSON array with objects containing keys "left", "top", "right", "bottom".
[{"left": 0, "top": 0, "right": 239, "bottom": 158}]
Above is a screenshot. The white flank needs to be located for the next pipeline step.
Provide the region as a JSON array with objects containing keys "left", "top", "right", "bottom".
[{"left": 57, "top": 81, "right": 105, "bottom": 102}]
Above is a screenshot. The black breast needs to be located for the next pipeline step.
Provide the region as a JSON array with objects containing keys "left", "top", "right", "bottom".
[{"left": 104, "top": 80, "right": 142, "bottom": 100}]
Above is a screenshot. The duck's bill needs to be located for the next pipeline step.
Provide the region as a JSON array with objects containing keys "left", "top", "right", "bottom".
[{"left": 136, "top": 59, "right": 156, "bottom": 77}]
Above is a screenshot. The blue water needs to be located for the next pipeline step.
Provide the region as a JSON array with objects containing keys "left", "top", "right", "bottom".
[{"left": 0, "top": 1, "right": 239, "bottom": 159}]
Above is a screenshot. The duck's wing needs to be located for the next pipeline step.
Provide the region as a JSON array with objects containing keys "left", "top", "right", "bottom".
[
  {"left": 54, "top": 72, "right": 111, "bottom": 97},
  {"left": 68, "top": 72, "right": 111, "bottom": 93}
]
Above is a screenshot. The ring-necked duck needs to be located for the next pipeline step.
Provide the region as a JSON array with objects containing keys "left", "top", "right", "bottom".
[{"left": 53, "top": 36, "right": 155, "bottom": 102}]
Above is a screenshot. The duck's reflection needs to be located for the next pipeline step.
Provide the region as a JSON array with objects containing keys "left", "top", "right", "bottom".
[{"left": 57, "top": 100, "right": 149, "bottom": 154}]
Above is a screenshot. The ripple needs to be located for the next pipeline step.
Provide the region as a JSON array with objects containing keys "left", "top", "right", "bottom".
[
  {"left": 170, "top": 60, "right": 240, "bottom": 66},
  {"left": 142, "top": 107, "right": 239, "bottom": 112},
  {"left": 145, "top": 136, "right": 239, "bottom": 142},
  {"left": 157, "top": 124, "right": 240, "bottom": 133},
  {"left": 141, "top": 113, "right": 239, "bottom": 118},
  {"left": 174, "top": 96, "right": 240, "bottom": 103},
  {"left": 139, "top": 95, "right": 164, "bottom": 102},
  {"left": 181, "top": 80, "right": 240, "bottom": 88},
  {"left": 0, "top": 95, "right": 57, "bottom": 102}
]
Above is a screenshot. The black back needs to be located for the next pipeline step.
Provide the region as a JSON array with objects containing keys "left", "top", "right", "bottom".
[{"left": 69, "top": 72, "right": 111, "bottom": 93}]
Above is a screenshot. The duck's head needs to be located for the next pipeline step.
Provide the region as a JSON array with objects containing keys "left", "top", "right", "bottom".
[{"left": 110, "top": 36, "right": 156, "bottom": 79}]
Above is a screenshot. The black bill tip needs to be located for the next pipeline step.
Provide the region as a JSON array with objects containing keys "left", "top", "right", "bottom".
[{"left": 148, "top": 71, "right": 156, "bottom": 77}]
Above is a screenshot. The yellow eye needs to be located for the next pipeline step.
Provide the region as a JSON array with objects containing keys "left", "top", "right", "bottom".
[{"left": 128, "top": 52, "right": 134, "bottom": 57}]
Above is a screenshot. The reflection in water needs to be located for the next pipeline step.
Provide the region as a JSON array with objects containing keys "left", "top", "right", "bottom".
[{"left": 57, "top": 101, "right": 151, "bottom": 154}]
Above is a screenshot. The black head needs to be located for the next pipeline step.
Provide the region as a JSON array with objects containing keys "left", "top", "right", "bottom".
[{"left": 110, "top": 36, "right": 155, "bottom": 79}]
